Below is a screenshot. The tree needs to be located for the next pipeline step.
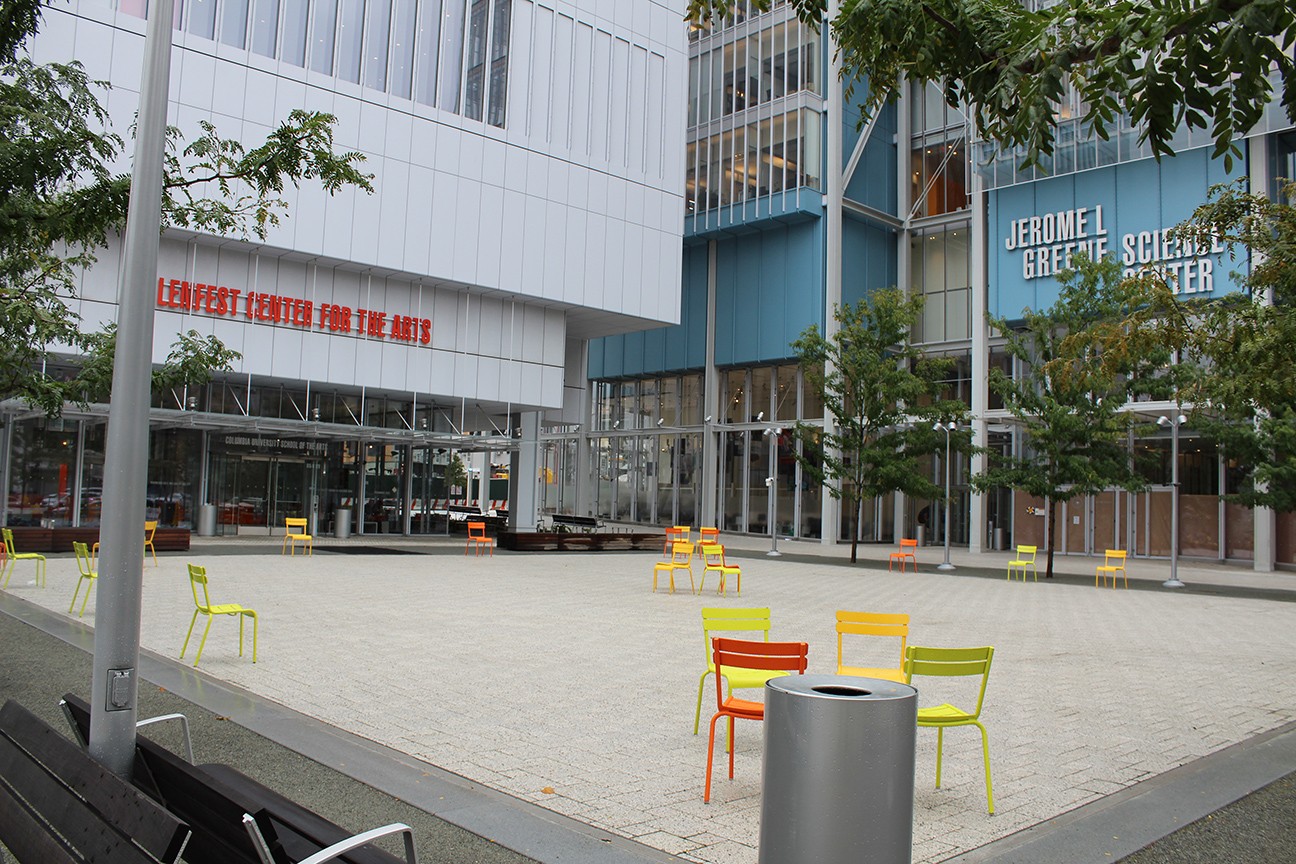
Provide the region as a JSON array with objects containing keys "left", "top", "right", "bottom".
[
  {"left": 792, "top": 288, "right": 966, "bottom": 563},
  {"left": 973, "top": 255, "right": 1164, "bottom": 578},
  {"left": 686, "top": 0, "right": 1296, "bottom": 170},
  {"left": 1, "top": 2, "right": 374, "bottom": 417},
  {"left": 1076, "top": 181, "right": 1296, "bottom": 514}
]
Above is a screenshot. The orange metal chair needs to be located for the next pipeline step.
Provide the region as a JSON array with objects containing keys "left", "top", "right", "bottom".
[
  {"left": 465, "top": 521, "right": 494, "bottom": 556},
  {"left": 662, "top": 525, "right": 690, "bottom": 556},
  {"left": 694, "top": 527, "right": 720, "bottom": 560},
  {"left": 703, "top": 637, "right": 808, "bottom": 802},
  {"left": 653, "top": 541, "right": 695, "bottom": 593},
  {"left": 889, "top": 538, "right": 918, "bottom": 572}
]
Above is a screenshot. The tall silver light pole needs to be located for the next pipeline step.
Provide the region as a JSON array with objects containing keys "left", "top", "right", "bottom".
[
  {"left": 934, "top": 421, "right": 957, "bottom": 571},
  {"left": 765, "top": 426, "right": 782, "bottom": 557},
  {"left": 90, "top": 0, "right": 175, "bottom": 778},
  {"left": 1157, "top": 414, "right": 1187, "bottom": 588}
]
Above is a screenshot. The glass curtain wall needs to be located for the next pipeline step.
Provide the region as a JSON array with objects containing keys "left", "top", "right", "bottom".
[
  {"left": 116, "top": 0, "right": 512, "bottom": 129},
  {"left": 685, "top": 8, "right": 824, "bottom": 216}
]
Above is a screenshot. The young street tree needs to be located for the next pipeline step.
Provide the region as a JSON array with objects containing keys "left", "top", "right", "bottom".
[
  {"left": 0, "top": 1, "right": 374, "bottom": 417},
  {"left": 974, "top": 256, "right": 1167, "bottom": 579},
  {"left": 686, "top": 0, "right": 1296, "bottom": 170},
  {"left": 793, "top": 288, "right": 966, "bottom": 563},
  {"left": 1076, "top": 182, "right": 1296, "bottom": 515}
]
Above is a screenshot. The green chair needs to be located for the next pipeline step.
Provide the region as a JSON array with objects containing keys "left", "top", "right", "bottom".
[
  {"left": 181, "top": 563, "right": 259, "bottom": 667},
  {"left": 693, "top": 607, "right": 787, "bottom": 737},
  {"left": 69, "top": 541, "right": 96, "bottom": 617},
  {"left": 905, "top": 645, "right": 996, "bottom": 814},
  {"left": 2, "top": 527, "right": 47, "bottom": 589}
]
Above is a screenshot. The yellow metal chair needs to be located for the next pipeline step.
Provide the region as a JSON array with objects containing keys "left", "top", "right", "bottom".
[
  {"left": 69, "top": 542, "right": 96, "bottom": 617},
  {"left": 181, "top": 563, "right": 258, "bottom": 667},
  {"left": 1096, "top": 549, "right": 1128, "bottom": 588},
  {"left": 699, "top": 543, "right": 741, "bottom": 595},
  {"left": 1007, "top": 545, "right": 1038, "bottom": 581},
  {"left": 652, "top": 541, "right": 694, "bottom": 594},
  {"left": 693, "top": 607, "right": 787, "bottom": 736},
  {"left": 282, "top": 517, "right": 313, "bottom": 556},
  {"left": 905, "top": 645, "right": 996, "bottom": 814},
  {"left": 144, "top": 520, "right": 158, "bottom": 567},
  {"left": 1, "top": 527, "right": 46, "bottom": 589},
  {"left": 889, "top": 538, "right": 918, "bottom": 572},
  {"left": 836, "top": 611, "right": 909, "bottom": 683}
]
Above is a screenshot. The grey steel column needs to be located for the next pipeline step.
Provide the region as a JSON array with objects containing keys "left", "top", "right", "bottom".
[
  {"left": 90, "top": 0, "right": 174, "bottom": 778},
  {"left": 821, "top": 0, "right": 843, "bottom": 546},
  {"left": 574, "top": 341, "right": 593, "bottom": 517},
  {"left": 968, "top": 130, "right": 989, "bottom": 553},
  {"left": 1247, "top": 133, "right": 1276, "bottom": 571},
  {"left": 700, "top": 239, "right": 719, "bottom": 528},
  {"left": 72, "top": 420, "right": 86, "bottom": 527},
  {"left": 508, "top": 412, "right": 541, "bottom": 531}
]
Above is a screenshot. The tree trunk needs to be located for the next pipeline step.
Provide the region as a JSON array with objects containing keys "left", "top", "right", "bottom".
[
  {"left": 1045, "top": 499, "right": 1057, "bottom": 578},
  {"left": 849, "top": 493, "right": 859, "bottom": 563}
]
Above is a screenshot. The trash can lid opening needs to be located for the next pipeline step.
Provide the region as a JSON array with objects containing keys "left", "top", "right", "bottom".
[{"left": 811, "top": 685, "right": 872, "bottom": 697}]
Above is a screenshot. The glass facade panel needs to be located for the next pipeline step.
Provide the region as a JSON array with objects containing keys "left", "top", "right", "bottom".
[
  {"left": 363, "top": 0, "right": 393, "bottom": 91},
  {"left": 486, "top": 0, "right": 511, "bottom": 127},
  {"left": 280, "top": 0, "right": 308, "bottom": 65},
  {"left": 310, "top": 0, "right": 338, "bottom": 74},
  {"left": 335, "top": 0, "right": 365, "bottom": 83},
  {"left": 388, "top": 0, "right": 417, "bottom": 97},
  {"left": 188, "top": 0, "right": 217, "bottom": 38},
  {"left": 438, "top": 0, "right": 467, "bottom": 113},
  {"left": 250, "top": 0, "right": 278, "bottom": 57},
  {"left": 220, "top": 0, "right": 249, "bottom": 47},
  {"left": 414, "top": 0, "right": 442, "bottom": 106}
]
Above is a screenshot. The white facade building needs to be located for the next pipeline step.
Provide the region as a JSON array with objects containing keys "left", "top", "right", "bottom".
[{"left": 2, "top": 0, "right": 687, "bottom": 537}]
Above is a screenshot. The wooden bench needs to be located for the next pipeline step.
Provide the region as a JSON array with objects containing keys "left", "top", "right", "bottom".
[
  {"left": 547, "top": 514, "right": 603, "bottom": 533},
  {"left": 0, "top": 699, "right": 191, "bottom": 864},
  {"left": 60, "top": 694, "right": 416, "bottom": 864},
  {"left": 498, "top": 531, "right": 661, "bottom": 552},
  {"left": 3, "top": 526, "right": 191, "bottom": 553}
]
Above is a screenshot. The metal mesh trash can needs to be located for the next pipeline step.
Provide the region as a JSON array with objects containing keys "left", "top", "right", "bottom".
[{"left": 759, "top": 675, "right": 917, "bottom": 864}]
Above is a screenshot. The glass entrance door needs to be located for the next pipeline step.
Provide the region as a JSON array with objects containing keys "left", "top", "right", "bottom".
[
  {"left": 271, "top": 459, "right": 312, "bottom": 529},
  {"left": 210, "top": 454, "right": 320, "bottom": 534}
]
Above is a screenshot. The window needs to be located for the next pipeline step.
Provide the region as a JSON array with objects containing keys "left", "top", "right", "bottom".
[
  {"left": 363, "top": 0, "right": 394, "bottom": 91},
  {"left": 250, "top": 0, "right": 279, "bottom": 57},
  {"left": 280, "top": 0, "right": 309, "bottom": 65},
  {"left": 310, "top": 0, "right": 338, "bottom": 75},
  {"left": 220, "top": 0, "right": 249, "bottom": 48}
]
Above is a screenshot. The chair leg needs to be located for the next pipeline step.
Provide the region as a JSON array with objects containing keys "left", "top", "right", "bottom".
[
  {"left": 935, "top": 727, "right": 944, "bottom": 788},
  {"left": 194, "top": 615, "right": 215, "bottom": 666},
  {"left": 694, "top": 672, "right": 710, "bottom": 734},
  {"left": 149, "top": 544, "right": 157, "bottom": 567},
  {"left": 250, "top": 612, "right": 258, "bottom": 662},
  {"left": 69, "top": 578, "right": 83, "bottom": 614},
  {"left": 977, "top": 721, "right": 995, "bottom": 815},
  {"left": 704, "top": 713, "right": 721, "bottom": 803},
  {"left": 79, "top": 579, "right": 93, "bottom": 617},
  {"left": 180, "top": 610, "right": 200, "bottom": 659},
  {"left": 238, "top": 613, "right": 245, "bottom": 657},
  {"left": 1, "top": 559, "right": 12, "bottom": 589},
  {"left": 727, "top": 717, "right": 736, "bottom": 778}
]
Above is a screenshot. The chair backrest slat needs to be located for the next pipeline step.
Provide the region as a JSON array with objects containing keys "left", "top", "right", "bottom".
[{"left": 712, "top": 637, "right": 808, "bottom": 676}]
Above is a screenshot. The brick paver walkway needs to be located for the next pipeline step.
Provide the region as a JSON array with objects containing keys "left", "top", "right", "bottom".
[{"left": 8, "top": 539, "right": 1296, "bottom": 864}]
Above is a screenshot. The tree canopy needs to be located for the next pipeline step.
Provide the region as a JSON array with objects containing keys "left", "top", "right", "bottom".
[
  {"left": 973, "top": 255, "right": 1162, "bottom": 578},
  {"left": 1, "top": 1, "right": 374, "bottom": 417},
  {"left": 686, "top": 0, "right": 1296, "bottom": 169},
  {"left": 793, "top": 288, "right": 966, "bottom": 562}
]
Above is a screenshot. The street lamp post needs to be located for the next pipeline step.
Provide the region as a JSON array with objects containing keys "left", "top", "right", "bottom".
[
  {"left": 765, "top": 426, "right": 783, "bottom": 557},
  {"left": 934, "top": 421, "right": 957, "bottom": 571},
  {"left": 1157, "top": 414, "right": 1187, "bottom": 588}
]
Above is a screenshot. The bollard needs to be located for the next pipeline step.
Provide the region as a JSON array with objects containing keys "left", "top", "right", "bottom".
[{"left": 759, "top": 674, "right": 917, "bottom": 864}]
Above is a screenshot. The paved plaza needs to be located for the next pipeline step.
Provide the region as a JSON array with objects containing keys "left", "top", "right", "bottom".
[{"left": 4, "top": 536, "right": 1296, "bottom": 864}]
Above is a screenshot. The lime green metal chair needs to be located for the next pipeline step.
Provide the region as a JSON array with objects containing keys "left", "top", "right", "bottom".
[
  {"left": 181, "top": 563, "right": 258, "bottom": 667},
  {"left": 905, "top": 645, "right": 996, "bottom": 814},
  {"left": 693, "top": 607, "right": 788, "bottom": 737},
  {"left": 69, "top": 541, "right": 96, "bottom": 617},
  {"left": 1007, "top": 545, "right": 1038, "bottom": 581},
  {"left": 2, "top": 527, "right": 46, "bottom": 589}
]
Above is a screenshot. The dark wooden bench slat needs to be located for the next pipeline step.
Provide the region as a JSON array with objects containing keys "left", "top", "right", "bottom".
[
  {"left": 2, "top": 701, "right": 188, "bottom": 864},
  {"left": 62, "top": 694, "right": 404, "bottom": 864},
  {"left": 0, "top": 781, "right": 80, "bottom": 864}
]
